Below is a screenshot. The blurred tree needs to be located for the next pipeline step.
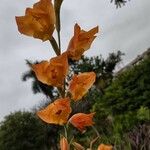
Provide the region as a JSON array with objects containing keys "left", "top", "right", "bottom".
[
  {"left": 94, "top": 55, "right": 150, "bottom": 116},
  {"left": 111, "top": 0, "right": 130, "bottom": 8},
  {"left": 0, "top": 111, "right": 49, "bottom": 150},
  {"left": 92, "top": 54, "right": 150, "bottom": 149}
]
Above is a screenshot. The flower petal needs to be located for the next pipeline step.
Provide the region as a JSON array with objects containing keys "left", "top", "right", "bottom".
[
  {"left": 60, "top": 136, "right": 69, "bottom": 150},
  {"left": 16, "top": 0, "right": 56, "bottom": 41},
  {"left": 37, "top": 98, "right": 72, "bottom": 125},
  {"left": 97, "top": 144, "right": 113, "bottom": 150},
  {"left": 67, "top": 24, "right": 99, "bottom": 60},
  {"left": 32, "top": 53, "right": 68, "bottom": 87},
  {"left": 69, "top": 72, "right": 96, "bottom": 101},
  {"left": 69, "top": 113, "right": 95, "bottom": 132}
]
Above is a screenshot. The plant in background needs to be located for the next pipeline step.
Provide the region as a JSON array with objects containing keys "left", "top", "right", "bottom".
[
  {"left": 127, "top": 122, "right": 150, "bottom": 150},
  {"left": 92, "top": 54, "right": 150, "bottom": 149},
  {"left": 0, "top": 111, "right": 48, "bottom": 150},
  {"left": 15, "top": 0, "right": 113, "bottom": 149}
]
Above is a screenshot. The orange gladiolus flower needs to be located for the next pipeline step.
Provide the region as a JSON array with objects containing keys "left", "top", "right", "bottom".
[
  {"left": 32, "top": 53, "right": 68, "bottom": 87},
  {"left": 97, "top": 144, "right": 113, "bottom": 150},
  {"left": 69, "top": 72, "right": 96, "bottom": 101},
  {"left": 60, "top": 136, "right": 69, "bottom": 150},
  {"left": 16, "top": 0, "right": 56, "bottom": 41},
  {"left": 67, "top": 24, "right": 98, "bottom": 60},
  {"left": 37, "top": 98, "right": 72, "bottom": 125},
  {"left": 69, "top": 113, "right": 95, "bottom": 132}
]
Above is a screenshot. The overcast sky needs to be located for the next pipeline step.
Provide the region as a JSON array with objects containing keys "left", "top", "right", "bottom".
[{"left": 0, "top": 0, "right": 150, "bottom": 121}]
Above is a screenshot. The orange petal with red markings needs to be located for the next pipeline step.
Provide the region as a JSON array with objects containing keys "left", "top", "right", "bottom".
[{"left": 37, "top": 98, "right": 72, "bottom": 125}]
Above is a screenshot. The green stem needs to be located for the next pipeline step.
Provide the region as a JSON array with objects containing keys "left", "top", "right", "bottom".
[
  {"left": 92, "top": 126, "right": 101, "bottom": 139},
  {"left": 62, "top": 79, "right": 66, "bottom": 98},
  {"left": 64, "top": 125, "right": 67, "bottom": 139},
  {"left": 69, "top": 136, "right": 74, "bottom": 145},
  {"left": 54, "top": 0, "right": 63, "bottom": 51},
  {"left": 90, "top": 136, "right": 99, "bottom": 150},
  {"left": 57, "top": 30, "right": 61, "bottom": 50},
  {"left": 49, "top": 37, "right": 60, "bottom": 56}
]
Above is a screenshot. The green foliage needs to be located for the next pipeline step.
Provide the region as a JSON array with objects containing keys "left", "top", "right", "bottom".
[
  {"left": 137, "top": 106, "right": 150, "bottom": 121},
  {"left": 92, "top": 56, "right": 150, "bottom": 149},
  {"left": 0, "top": 111, "right": 48, "bottom": 150},
  {"left": 96, "top": 56, "right": 150, "bottom": 115},
  {"left": 92, "top": 107, "right": 150, "bottom": 150}
]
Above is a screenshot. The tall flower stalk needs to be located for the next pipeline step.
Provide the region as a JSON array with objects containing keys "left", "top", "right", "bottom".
[{"left": 15, "top": 0, "right": 112, "bottom": 149}]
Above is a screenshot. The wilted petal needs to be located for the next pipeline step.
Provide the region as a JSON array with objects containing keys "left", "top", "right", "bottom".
[
  {"left": 67, "top": 24, "right": 98, "bottom": 60},
  {"left": 37, "top": 98, "right": 72, "bottom": 125},
  {"left": 69, "top": 113, "right": 95, "bottom": 132},
  {"left": 60, "top": 136, "right": 69, "bottom": 150},
  {"left": 16, "top": 0, "right": 56, "bottom": 41},
  {"left": 32, "top": 53, "right": 68, "bottom": 87},
  {"left": 97, "top": 144, "right": 113, "bottom": 150},
  {"left": 69, "top": 72, "right": 96, "bottom": 101},
  {"left": 72, "top": 142, "right": 85, "bottom": 150}
]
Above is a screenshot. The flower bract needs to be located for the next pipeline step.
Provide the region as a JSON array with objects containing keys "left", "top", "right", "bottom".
[
  {"left": 72, "top": 142, "right": 85, "bottom": 150},
  {"left": 16, "top": 0, "right": 56, "bottom": 41},
  {"left": 60, "top": 136, "right": 70, "bottom": 150}
]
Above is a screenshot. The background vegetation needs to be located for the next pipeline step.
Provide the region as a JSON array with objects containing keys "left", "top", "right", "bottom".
[{"left": 0, "top": 51, "right": 150, "bottom": 149}]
